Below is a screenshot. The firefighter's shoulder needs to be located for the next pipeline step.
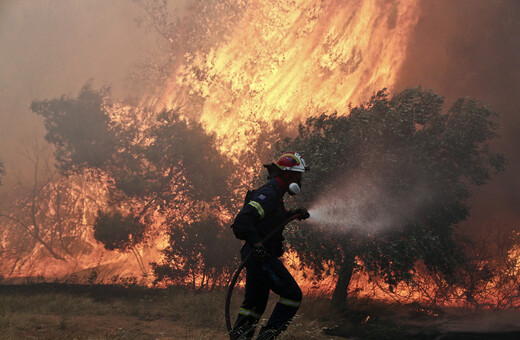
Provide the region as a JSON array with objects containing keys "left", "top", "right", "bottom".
[{"left": 252, "top": 184, "right": 278, "bottom": 202}]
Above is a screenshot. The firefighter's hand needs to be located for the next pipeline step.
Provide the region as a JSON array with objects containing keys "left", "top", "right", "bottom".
[
  {"left": 253, "top": 244, "right": 268, "bottom": 262},
  {"left": 292, "top": 208, "right": 310, "bottom": 220}
]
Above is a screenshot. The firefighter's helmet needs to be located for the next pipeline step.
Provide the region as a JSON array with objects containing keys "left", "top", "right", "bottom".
[
  {"left": 274, "top": 152, "right": 309, "bottom": 172},
  {"left": 264, "top": 152, "right": 309, "bottom": 180}
]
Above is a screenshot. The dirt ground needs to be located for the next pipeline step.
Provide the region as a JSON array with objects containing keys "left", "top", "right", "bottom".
[{"left": 11, "top": 310, "right": 520, "bottom": 340}]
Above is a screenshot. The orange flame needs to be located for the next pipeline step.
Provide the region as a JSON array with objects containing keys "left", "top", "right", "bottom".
[
  {"left": 0, "top": 0, "right": 421, "bottom": 287},
  {"left": 158, "top": 0, "right": 420, "bottom": 154},
  {"left": 7, "top": 1, "right": 519, "bottom": 309}
]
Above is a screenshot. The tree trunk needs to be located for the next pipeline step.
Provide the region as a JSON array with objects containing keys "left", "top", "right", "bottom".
[
  {"left": 130, "top": 246, "right": 147, "bottom": 276},
  {"left": 331, "top": 255, "right": 355, "bottom": 311},
  {"left": 0, "top": 213, "right": 66, "bottom": 261}
]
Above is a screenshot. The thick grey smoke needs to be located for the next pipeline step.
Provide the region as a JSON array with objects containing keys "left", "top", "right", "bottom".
[{"left": 395, "top": 0, "right": 520, "bottom": 236}]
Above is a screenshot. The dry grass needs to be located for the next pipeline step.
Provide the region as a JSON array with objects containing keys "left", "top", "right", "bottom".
[
  {"left": 0, "top": 284, "right": 225, "bottom": 339},
  {"left": 0, "top": 284, "right": 346, "bottom": 340},
  {"left": 6, "top": 283, "right": 514, "bottom": 339}
]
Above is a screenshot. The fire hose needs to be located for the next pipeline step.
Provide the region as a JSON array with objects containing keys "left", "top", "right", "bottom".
[{"left": 225, "top": 213, "right": 302, "bottom": 340}]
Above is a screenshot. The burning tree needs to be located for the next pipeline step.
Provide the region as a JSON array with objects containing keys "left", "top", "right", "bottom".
[
  {"left": 31, "top": 83, "right": 239, "bottom": 282},
  {"left": 0, "top": 143, "right": 101, "bottom": 278},
  {"left": 152, "top": 213, "right": 239, "bottom": 290},
  {"left": 279, "top": 87, "right": 506, "bottom": 310}
]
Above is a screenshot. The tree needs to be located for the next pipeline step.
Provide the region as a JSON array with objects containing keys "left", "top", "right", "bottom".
[
  {"left": 278, "top": 87, "right": 505, "bottom": 310},
  {"left": 152, "top": 211, "right": 240, "bottom": 290},
  {"left": 31, "top": 82, "right": 116, "bottom": 173},
  {"left": 0, "top": 143, "right": 101, "bottom": 277},
  {"left": 32, "top": 83, "right": 237, "bottom": 281}
]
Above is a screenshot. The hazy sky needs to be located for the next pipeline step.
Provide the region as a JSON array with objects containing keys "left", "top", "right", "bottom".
[{"left": 0, "top": 0, "right": 160, "bottom": 179}]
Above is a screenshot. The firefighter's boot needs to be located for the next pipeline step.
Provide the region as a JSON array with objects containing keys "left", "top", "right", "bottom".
[{"left": 231, "top": 313, "right": 259, "bottom": 340}]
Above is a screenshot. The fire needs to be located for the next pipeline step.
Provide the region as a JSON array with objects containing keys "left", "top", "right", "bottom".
[
  {"left": 0, "top": 0, "right": 430, "bottom": 290},
  {"left": 0, "top": 170, "right": 164, "bottom": 285},
  {"left": 4, "top": 0, "right": 518, "bottom": 310},
  {"left": 157, "top": 0, "right": 421, "bottom": 154}
]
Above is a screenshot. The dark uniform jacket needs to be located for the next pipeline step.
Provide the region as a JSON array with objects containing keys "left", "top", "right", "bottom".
[{"left": 232, "top": 179, "right": 290, "bottom": 257}]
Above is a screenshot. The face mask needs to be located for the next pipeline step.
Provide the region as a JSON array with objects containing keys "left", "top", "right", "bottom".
[{"left": 288, "top": 182, "right": 301, "bottom": 196}]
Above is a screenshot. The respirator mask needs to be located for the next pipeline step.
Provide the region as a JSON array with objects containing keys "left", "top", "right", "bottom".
[
  {"left": 287, "top": 172, "right": 302, "bottom": 196},
  {"left": 288, "top": 182, "right": 301, "bottom": 195}
]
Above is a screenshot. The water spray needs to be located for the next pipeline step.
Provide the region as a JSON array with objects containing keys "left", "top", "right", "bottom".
[
  {"left": 306, "top": 196, "right": 386, "bottom": 234},
  {"left": 305, "top": 176, "right": 431, "bottom": 235}
]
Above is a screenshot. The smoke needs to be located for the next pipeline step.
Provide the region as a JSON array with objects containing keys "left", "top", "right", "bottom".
[
  {"left": 308, "top": 172, "right": 432, "bottom": 235},
  {"left": 395, "top": 0, "right": 520, "bottom": 235},
  {"left": 441, "top": 310, "right": 520, "bottom": 334},
  {"left": 0, "top": 0, "right": 164, "bottom": 186}
]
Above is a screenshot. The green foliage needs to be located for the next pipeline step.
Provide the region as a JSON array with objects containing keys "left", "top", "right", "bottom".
[
  {"left": 278, "top": 87, "right": 505, "bottom": 304},
  {"left": 32, "top": 82, "right": 236, "bottom": 285},
  {"left": 138, "top": 110, "right": 234, "bottom": 202},
  {"left": 31, "top": 83, "right": 232, "bottom": 255}
]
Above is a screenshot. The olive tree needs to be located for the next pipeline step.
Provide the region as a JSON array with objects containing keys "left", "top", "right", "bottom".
[
  {"left": 32, "top": 83, "right": 237, "bottom": 281},
  {"left": 279, "top": 87, "right": 505, "bottom": 309}
]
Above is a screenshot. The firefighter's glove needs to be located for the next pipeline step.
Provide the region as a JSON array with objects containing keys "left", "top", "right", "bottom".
[
  {"left": 292, "top": 208, "right": 310, "bottom": 220},
  {"left": 253, "top": 244, "right": 269, "bottom": 262}
]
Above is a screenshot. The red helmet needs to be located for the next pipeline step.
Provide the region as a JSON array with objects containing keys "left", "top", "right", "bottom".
[{"left": 274, "top": 152, "right": 309, "bottom": 173}]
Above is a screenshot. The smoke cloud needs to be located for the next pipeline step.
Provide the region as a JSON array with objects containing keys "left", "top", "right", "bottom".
[
  {"left": 395, "top": 0, "right": 520, "bottom": 235},
  {"left": 0, "top": 0, "right": 163, "bottom": 185}
]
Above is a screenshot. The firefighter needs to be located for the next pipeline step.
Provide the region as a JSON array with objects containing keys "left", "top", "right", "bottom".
[{"left": 231, "top": 152, "right": 310, "bottom": 340}]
